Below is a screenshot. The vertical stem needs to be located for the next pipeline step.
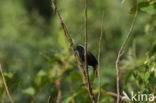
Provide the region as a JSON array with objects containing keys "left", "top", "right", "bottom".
[
  {"left": 1, "top": 91, "right": 6, "bottom": 103},
  {"left": 47, "top": 96, "right": 51, "bottom": 103},
  {"left": 97, "top": 12, "right": 104, "bottom": 103},
  {"left": 84, "top": 0, "right": 88, "bottom": 79},
  {"left": 56, "top": 79, "right": 62, "bottom": 103},
  {"left": 84, "top": 1, "right": 95, "bottom": 103},
  {"left": 115, "top": 2, "right": 138, "bottom": 103},
  {"left": 0, "top": 64, "right": 14, "bottom": 103}
]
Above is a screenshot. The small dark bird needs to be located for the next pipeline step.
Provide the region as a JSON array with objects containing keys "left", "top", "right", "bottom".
[{"left": 76, "top": 44, "right": 98, "bottom": 77}]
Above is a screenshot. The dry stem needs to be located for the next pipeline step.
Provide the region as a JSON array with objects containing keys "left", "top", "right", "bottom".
[
  {"left": 84, "top": 0, "right": 95, "bottom": 102},
  {"left": 115, "top": 2, "right": 138, "bottom": 103},
  {"left": 105, "top": 91, "right": 131, "bottom": 103},
  {"left": 51, "top": 0, "right": 95, "bottom": 102},
  {"left": 47, "top": 96, "right": 51, "bottom": 103},
  {"left": 97, "top": 12, "right": 104, "bottom": 103},
  {"left": 51, "top": 0, "right": 86, "bottom": 79},
  {"left": 84, "top": 0, "right": 88, "bottom": 82},
  {"left": 0, "top": 64, "right": 14, "bottom": 103}
]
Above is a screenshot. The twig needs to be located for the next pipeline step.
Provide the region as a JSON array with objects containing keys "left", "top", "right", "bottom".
[
  {"left": 1, "top": 91, "right": 6, "bottom": 103},
  {"left": 97, "top": 12, "right": 104, "bottom": 103},
  {"left": 51, "top": 0, "right": 86, "bottom": 79},
  {"left": 105, "top": 91, "right": 123, "bottom": 99},
  {"left": 84, "top": 0, "right": 88, "bottom": 81},
  {"left": 115, "top": 2, "right": 138, "bottom": 103},
  {"left": 55, "top": 59, "right": 71, "bottom": 103},
  {"left": 83, "top": 0, "right": 95, "bottom": 102},
  {"left": 56, "top": 77, "right": 62, "bottom": 103},
  {"left": 104, "top": 91, "right": 131, "bottom": 103},
  {"left": 99, "top": 89, "right": 131, "bottom": 103},
  {"left": 0, "top": 64, "right": 14, "bottom": 103},
  {"left": 51, "top": 0, "right": 95, "bottom": 102},
  {"left": 69, "top": 87, "right": 75, "bottom": 103},
  {"left": 47, "top": 96, "right": 51, "bottom": 103}
]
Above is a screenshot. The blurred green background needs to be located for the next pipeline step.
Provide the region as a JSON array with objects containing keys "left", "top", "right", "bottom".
[{"left": 0, "top": 0, "right": 156, "bottom": 103}]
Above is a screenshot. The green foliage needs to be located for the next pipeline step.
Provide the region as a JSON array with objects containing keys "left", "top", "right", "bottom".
[
  {"left": 148, "top": 42, "right": 156, "bottom": 58},
  {"left": 0, "top": 0, "right": 156, "bottom": 102},
  {"left": 22, "top": 87, "right": 36, "bottom": 96},
  {"left": 130, "top": 0, "right": 156, "bottom": 14}
]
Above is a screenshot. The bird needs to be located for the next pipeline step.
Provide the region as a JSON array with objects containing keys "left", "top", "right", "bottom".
[{"left": 76, "top": 44, "right": 98, "bottom": 77}]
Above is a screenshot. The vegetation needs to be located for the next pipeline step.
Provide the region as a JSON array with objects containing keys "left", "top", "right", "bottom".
[{"left": 0, "top": 0, "right": 156, "bottom": 103}]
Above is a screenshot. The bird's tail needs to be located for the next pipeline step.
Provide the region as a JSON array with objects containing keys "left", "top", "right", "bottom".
[{"left": 93, "top": 66, "right": 98, "bottom": 78}]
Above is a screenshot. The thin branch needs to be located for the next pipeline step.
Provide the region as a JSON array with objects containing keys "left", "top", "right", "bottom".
[
  {"left": 51, "top": 0, "right": 86, "bottom": 79},
  {"left": 104, "top": 91, "right": 131, "bottom": 103},
  {"left": 70, "top": 87, "right": 75, "bottom": 103},
  {"left": 84, "top": 0, "right": 95, "bottom": 102},
  {"left": 1, "top": 91, "right": 6, "bottom": 103},
  {"left": 56, "top": 58, "right": 71, "bottom": 103},
  {"left": 51, "top": 0, "right": 95, "bottom": 102},
  {"left": 106, "top": 91, "right": 122, "bottom": 98},
  {"left": 56, "top": 78, "right": 61, "bottom": 103},
  {"left": 84, "top": 0, "right": 88, "bottom": 81},
  {"left": 0, "top": 64, "right": 14, "bottom": 103},
  {"left": 47, "top": 96, "right": 51, "bottom": 103},
  {"left": 97, "top": 12, "right": 104, "bottom": 103},
  {"left": 115, "top": 2, "right": 138, "bottom": 103},
  {"left": 99, "top": 89, "right": 131, "bottom": 103}
]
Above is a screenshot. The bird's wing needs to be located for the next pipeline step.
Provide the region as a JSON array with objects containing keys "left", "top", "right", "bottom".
[{"left": 87, "top": 51, "right": 98, "bottom": 64}]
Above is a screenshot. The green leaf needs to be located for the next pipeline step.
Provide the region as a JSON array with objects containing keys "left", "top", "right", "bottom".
[
  {"left": 68, "top": 71, "right": 82, "bottom": 82},
  {"left": 38, "top": 70, "right": 47, "bottom": 77},
  {"left": 148, "top": 43, "right": 156, "bottom": 58},
  {"left": 121, "top": 0, "right": 126, "bottom": 5},
  {"left": 141, "top": 4, "right": 156, "bottom": 14},
  {"left": 34, "top": 76, "right": 42, "bottom": 86},
  {"left": 125, "top": 72, "right": 132, "bottom": 85},
  {"left": 130, "top": 1, "right": 150, "bottom": 14},
  {"left": 145, "top": 24, "right": 150, "bottom": 34},
  {"left": 58, "top": 29, "right": 69, "bottom": 52},
  {"left": 130, "top": 1, "right": 156, "bottom": 14},
  {"left": 22, "top": 87, "right": 36, "bottom": 96},
  {"left": 144, "top": 71, "right": 150, "bottom": 82},
  {"left": 63, "top": 89, "right": 83, "bottom": 103},
  {"left": 154, "top": 72, "right": 156, "bottom": 78},
  {"left": 4, "top": 72, "right": 14, "bottom": 78}
]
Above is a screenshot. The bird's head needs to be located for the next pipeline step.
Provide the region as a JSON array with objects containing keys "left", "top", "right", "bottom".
[{"left": 76, "top": 44, "right": 84, "bottom": 53}]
